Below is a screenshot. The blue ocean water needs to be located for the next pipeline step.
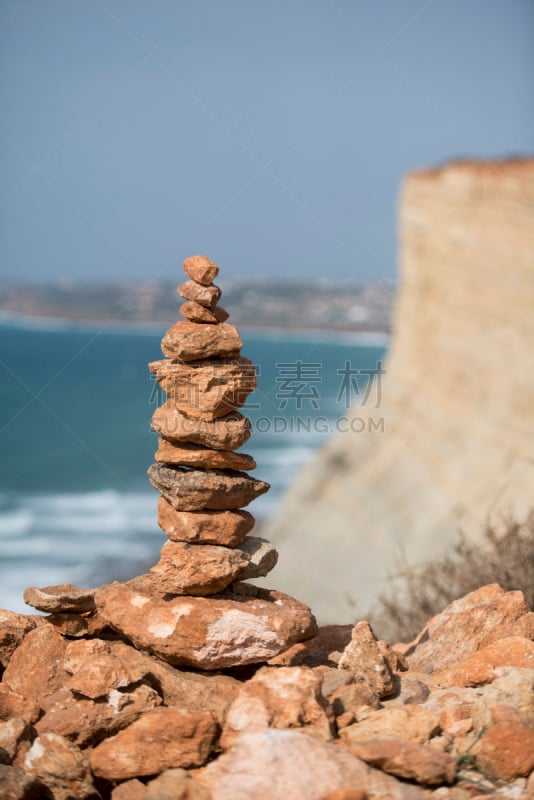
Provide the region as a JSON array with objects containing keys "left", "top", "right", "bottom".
[{"left": 0, "top": 320, "right": 386, "bottom": 612}]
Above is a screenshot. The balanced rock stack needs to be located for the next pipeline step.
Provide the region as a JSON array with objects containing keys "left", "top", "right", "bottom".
[
  {"left": 109, "top": 253, "right": 318, "bottom": 669},
  {"left": 20, "top": 256, "right": 316, "bottom": 673}
]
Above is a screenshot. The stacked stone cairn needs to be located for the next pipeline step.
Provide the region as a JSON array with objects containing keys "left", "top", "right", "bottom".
[{"left": 22, "top": 255, "right": 317, "bottom": 672}]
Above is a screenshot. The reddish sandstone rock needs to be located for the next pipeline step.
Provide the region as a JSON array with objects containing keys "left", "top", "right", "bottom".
[
  {"left": 344, "top": 735, "right": 456, "bottom": 786},
  {"left": 149, "top": 540, "right": 250, "bottom": 595},
  {"left": 0, "top": 764, "right": 44, "bottom": 800},
  {"left": 0, "top": 688, "right": 39, "bottom": 726},
  {"left": 148, "top": 464, "right": 269, "bottom": 511},
  {"left": 95, "top": 582, "right": 317, "bottom": 670},
  {"left": 183, "top": 255, "right": 220, "bottom": 286},
  {"left": 161, "top": 321, "right": 241, "bottom": 361},
  {"left": 474, "top": 704, "right": 534, "bottom": 781},
  {"left": 155, "top": 439, "right": 256, "bottom": 471},
  {"left": 149, "top": 667, "right": 239, "bottom": 727},
  {"left": 177, "top": 281, "right": 221, "bottom": 308},
  {"left": 436, "top": 636, "right": 534, "bottom": 687},
  {"left": 338, "top": 621, "right": 395, "bottom": 699},
  {"left": 0, "top": 611, "right": 36, "bottom": 671},
  {"left": 157, "top": 500, "right": 255, "bottom": 546},
  {"left": 149, "top": 357, "right": 256, "bottom": 418},
  {"left": 89, "top": 708, "right": 217, "bottom": 780},
  {"left": 221, "top": 666, "right": 333, "bottom": 748},
  {"left": 181, "top": 301, "right": 229, "bottom": 324},
  {"left": 36, "top": 684, "right": 161, "bottom": 747},
  {"left": 23, "top": 733, "right": 96, "bottom": 800},
  {"left": 151, "top": 403, "right": 251, "bottom": 450},
  {"left": 111, "top": 779, "right": 147, "bottom": 800},
  {"left": 405, "top": 585, "right": 531, "bottom": 674},
  {"left": 22, "top": 584, "right": 95, "bottom": 614},
  {"left": 43, "top": 610, "right": 110, "bottom": 639},
  {"left": 2, "top": 626, "right": 68, "bottom": 711},
  {"left": 145, "top": 768, "right": 212, "bottom": 800},
  {"left": 199, "top": 729, "right": 428, "bottom": 800},
  {"left": 341, "top": 704, "right": 440, "bottom": 746},
  {"left": 63, "top": 638, "right": 153, "bottom": 698}
]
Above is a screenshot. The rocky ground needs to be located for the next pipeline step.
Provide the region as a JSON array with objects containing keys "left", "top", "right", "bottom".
[{"left": 1, "top": 582, "right": 533, "bottom": 800}]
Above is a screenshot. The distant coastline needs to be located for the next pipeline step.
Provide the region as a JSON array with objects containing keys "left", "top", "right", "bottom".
[
  {"left": 0, "top": 278, "right": 394, "bottom": 340},
  {"left": 0, "top": 309, "right": 390, "bottom": 346}
]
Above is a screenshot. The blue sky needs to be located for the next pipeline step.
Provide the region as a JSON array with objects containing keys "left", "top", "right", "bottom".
[{"left": 1, "top": 0, "right": 533, "bottom": 283}]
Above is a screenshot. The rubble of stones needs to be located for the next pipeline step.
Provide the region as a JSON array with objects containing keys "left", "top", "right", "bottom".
[
  {"left": 1, "top": 583, "right": 534, "bottom": 799},
  {"left": 1, "top": 257, "right": 533, "bottom": 799}
]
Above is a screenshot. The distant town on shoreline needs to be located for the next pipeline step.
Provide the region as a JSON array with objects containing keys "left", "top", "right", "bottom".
[{"left": 0, "top": 279, "right": 394, "bottom": 334}]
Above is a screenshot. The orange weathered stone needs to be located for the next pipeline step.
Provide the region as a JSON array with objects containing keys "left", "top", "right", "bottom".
[
  {"left": 157, "top": 498, "right": 255, "bottom": 546},
  {"left": 183, "top": 255, "right": 219, "bottom": 286},
  {"left": 151, "top": 403, "right": 251, "bottom": 450},
  {"left": 89, "top": 708, "right": 217, "bottom": 779}
]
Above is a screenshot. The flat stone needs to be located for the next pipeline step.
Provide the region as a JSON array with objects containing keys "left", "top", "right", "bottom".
[
  {"left": 435, "top": 635, "right": 534, "bottom": 687},
  {"left": 341, "top": 705, "right": 440, "bottom": 746},
  {"left": 22, "top": 583, "right": 95, "bottom": 614},
  {"left": 237, "top": 536, "right": 278, "bottom": 579},
  {"left": 177, "top": 281, "right": 221, "bottom": 309},
  {"left": 95, "top": 582, "right": 317, "bottom": 670},
  {"left": 157, "top": 500, "right": 255, "bottom": 546},
  {"left": 199, "top": 729, "right": 428, "bottom": 800},
  {"left": 161, "top": 321, "right": 241, "bottom": 361},
  {"left": 151, "top": 403, "right": 251, "bottom": 450},
  {"left": 345, "top": 735, "right": 456, "bottom": 786},
  {"left": 149, "top": 357, "right": 256, "bottom": 418},
  {"left": 181, "top": 301, "right": 229, "bottom": 324},
  {"left": 183, "top": 255, "right": 220, "bottom": 286},
  {"left": 89, "top": 707, "right": 217, "bottom": 780},
  {"left": 149, "top": 540, "right": 250, "bottom": 595},
  {"left": 155, "top": 438, "right": 255, "bottom": 470},
  {"left": 148, "top": 464, "right": 269, "bottom": 511}
]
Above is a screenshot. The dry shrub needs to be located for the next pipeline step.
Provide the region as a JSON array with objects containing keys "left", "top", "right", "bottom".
[{"left": 369, "top": 512, "right": 534, "bottom": 644}]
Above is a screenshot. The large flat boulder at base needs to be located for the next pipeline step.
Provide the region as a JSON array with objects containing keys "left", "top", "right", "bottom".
[{"left": 95, "top": 582, "right": 317, "bottom": 670}]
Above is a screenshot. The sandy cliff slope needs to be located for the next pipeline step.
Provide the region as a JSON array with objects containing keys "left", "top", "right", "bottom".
[{"left": 261, "top": 159, "right": 534, "bottom": 623}]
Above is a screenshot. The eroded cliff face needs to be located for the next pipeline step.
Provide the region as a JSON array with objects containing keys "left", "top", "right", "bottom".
[{"left": 262, "top": 159, "right": 534, "bottom": 623}]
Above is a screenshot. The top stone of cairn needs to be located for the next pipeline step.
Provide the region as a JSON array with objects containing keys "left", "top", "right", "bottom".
[{"left": 183, "top": 255, "right": 220, "bottom": 286}]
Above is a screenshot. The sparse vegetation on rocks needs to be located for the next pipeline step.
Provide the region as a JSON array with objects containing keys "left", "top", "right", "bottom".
[{"left": 370, "top": 513, "right": 534, "bottom": 644}]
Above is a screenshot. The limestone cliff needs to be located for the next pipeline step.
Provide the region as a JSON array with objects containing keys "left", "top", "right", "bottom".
[{"left": 262, "top": 159, "right": 534, "bottom": 623}]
